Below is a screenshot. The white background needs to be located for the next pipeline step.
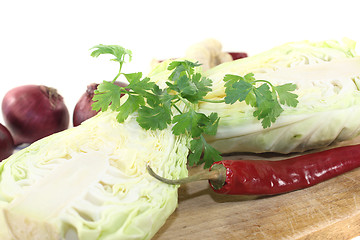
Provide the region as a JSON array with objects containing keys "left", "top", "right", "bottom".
[
  {"left": 1, "top": 1, "right": 360, "bottom": 238},
  {"left": 0, "top": 0, "right": 360, "bottom": 123},
  {"left": 1, "top": 0, "right": 360, "bottom": 126}
]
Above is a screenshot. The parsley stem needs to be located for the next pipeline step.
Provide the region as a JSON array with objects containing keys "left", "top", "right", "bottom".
[
  {"left": 171, "top": 99, "right": 184, "bottom": 114},
  {"left": 253, "top": 79, "right": 274, "bottom": 87},
  {"left": 112, "top": 73, "right": 120, "bottom": 82},
  {"left": 177, "top": 95, "right": 192, "bottom": 109},
  {"left": 200, "top": 99, "right": 225, "bottom": 104},
  {"left": 112, "top": 71, "right": 121, "bottom": 83},
  {"left": 172, "top": 103, "right": 183, "bottom": 115},
  {"left": 122, "top": 89, "right": 134, "bottom": 94},
  {"left": 112, "top": 62, "right": 123, "bottom": 82}
]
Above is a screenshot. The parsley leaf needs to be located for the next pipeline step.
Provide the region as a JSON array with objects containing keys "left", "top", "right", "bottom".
[
  {"left": 91, "top": 44, "right": 132, "bottom": 63},
  {"left": 188, "top": 138, "right": 203, "bottom": 166},
  {"left": 172, "top": 110, "right": 208, "bottom": 137},
  {"left": 223, "top": 73, "right": 298, "bottom": 128},
  {"left": 202, "top": 139, "right": 222, "bottom": 168},
  {"left": 167, "top": 64, "right": 212, "bottom": 104},
  {"left": 274, "top": 83, "right": 299, "bottom": 107},
  {"left": 182, "top": 73, "right": 213, "bottom": 103},
  {"left": 126, "top": 75, "right": 155, "bottom": 95},
  {"left": 172, "top": 110, "right": 220, "bottom": 137},
  {"left": 224, "top": 79, "right": 253, "bottom": 104},
  {"left": 137, "top": 105, "right": 172, "bottom": 130},
  {"left": 116, "top": 95, "right": 144, "bottom": 123},
  {"left": 224, "top": 73, "right": 257, "bottom": 106},
  {"left": 91, "top": 45, "right": 132, "bottom": 81},
  {"left": 92, "top": 81, "right": 123, "bottom": 112},
  {"left": 168, "top": 60, "right": 201, "bottom": 82},
  {"left": 253, "top": 96, "right": 283, "bottom": 128},
  {"left": 203, "top": 112, "right": 220, "bottom": 136},
  {"left": 188, "top": 136, "right": 222, "bottom": 168},
  {"left": 150, "top": 85, "right": 175, "bottom": 109}
]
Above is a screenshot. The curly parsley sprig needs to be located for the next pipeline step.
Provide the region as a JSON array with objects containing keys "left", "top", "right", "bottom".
[{"left": 90, "top": 45, "right": 298, "bottom": 168}]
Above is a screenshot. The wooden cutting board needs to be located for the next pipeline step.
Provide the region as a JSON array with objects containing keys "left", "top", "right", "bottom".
[{"left": 153, "top": 139, "right": 360, "bottom": 240}]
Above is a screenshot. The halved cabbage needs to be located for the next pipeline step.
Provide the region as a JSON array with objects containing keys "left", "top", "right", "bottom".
[
  {"left": 0, "top": 111, "right": 189, "bottom": 240},
  {"left": 200, "top": 39, "right": 360, "bottom": 153}
]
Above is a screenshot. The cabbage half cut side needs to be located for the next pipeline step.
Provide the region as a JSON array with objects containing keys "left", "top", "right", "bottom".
[{"left": 0, "top": 111, "right": 189, "bottom": 240}]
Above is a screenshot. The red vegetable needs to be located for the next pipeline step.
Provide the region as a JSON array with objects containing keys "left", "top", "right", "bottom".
[
  {"left": 2, "top": 85, "right": 69, "bottom": 145},
  {"left": 228, "top": 52, "right": 248, "bottom": 60},
  {"left": 0, "top": 123, "right": 14, "bottom": 161},
  {"left": 210, "top": 144, "right": 360, "bottom": 195},
  {"left": 72, "top": 83, "right": 98, "bottom": 127},
  {"left": 148, "top": 144, "right": 360, "bottom": 195},
  {"left": 73, "top": 82, "right": 128, "bottom": 127}
]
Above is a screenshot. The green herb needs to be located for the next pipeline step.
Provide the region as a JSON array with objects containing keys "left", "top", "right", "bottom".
[
  {"left": 91, "top": 44, "right": 299, "bottom": 168},
  {"left": 90, "top": 44, "right": 132, "bottom": 82},
  {"left": 223, "top": 73, "right": 299, "bottom": 128}
]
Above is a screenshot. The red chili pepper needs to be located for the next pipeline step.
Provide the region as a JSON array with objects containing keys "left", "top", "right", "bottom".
[
  {"left": 147, "top": 144, "right": 360, "bottom": 195},
  {"left": 209, "top": 144, "right": 360, "bottom": 195}
]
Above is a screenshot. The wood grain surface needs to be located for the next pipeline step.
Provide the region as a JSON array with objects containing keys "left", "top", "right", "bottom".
[{"left": 153, "top": 139, "right": 360, "bottom": 240}]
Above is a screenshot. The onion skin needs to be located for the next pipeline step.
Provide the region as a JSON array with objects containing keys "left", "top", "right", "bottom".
[
  {"left": 73, "top": 82, "right": 128, "bottom": 127},
  {"left": 2, "top": 85, "right": 69, "bottom": 145},
  {"left": 228, "top": 52, "right": 248, "bottom": 60},
  {"left": 72, "top": 83, "right": 98, "bottom": 127},
  {"left": 0, "top": 123, "right": 14, "bottom": 161}
]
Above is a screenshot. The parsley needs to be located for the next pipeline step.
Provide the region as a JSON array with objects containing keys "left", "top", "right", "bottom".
[
  {"left": 223, "top": 73, "right": 299, "bottom": 128},
  {"left": 90, "top": 44, "right": 132, "bottom": 82},
  {"left": 91, "top": 45, "right": 298, "bottom": 168}
]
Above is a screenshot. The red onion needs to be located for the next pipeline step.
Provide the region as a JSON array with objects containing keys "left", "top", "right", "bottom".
[
  {"left": 2, "top": 85, "right": 69, "bottom": 145},
  {"left": 73, "top": 82, "right": 128, "bottom": 127},
  {"left": 228, "top": 52, "right": 248, "bottom": 60},
  {"left": 0, "top": 123, "right": 14, "bottom": 161}
]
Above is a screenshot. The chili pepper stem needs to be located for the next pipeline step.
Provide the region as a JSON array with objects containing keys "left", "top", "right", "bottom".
[{"left": 146, "top": 164, "right": 226, "bottom": 189}]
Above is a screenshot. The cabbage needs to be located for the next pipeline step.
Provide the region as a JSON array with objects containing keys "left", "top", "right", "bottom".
[
  {"left": 0, "top": 111, "right": 189, "bottom": 240},
  {"left": 199, "top": 39, "right": 360, "bottom": 153}
]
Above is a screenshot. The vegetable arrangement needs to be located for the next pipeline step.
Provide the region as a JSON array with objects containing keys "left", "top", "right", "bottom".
[
  {"left": 0, "top": 38, "right": 359, "bottom": 240},
  {"left": 91, "top": 45, "right": 298, "bottom": 168}
]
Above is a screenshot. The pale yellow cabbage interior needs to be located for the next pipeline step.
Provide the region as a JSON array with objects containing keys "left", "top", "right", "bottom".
[
  {"left": 198, "top": 39, "right": 360, "bottom": 153},
  {"left": 0, "top": 111, "right": 189, "bottom": 240}
]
